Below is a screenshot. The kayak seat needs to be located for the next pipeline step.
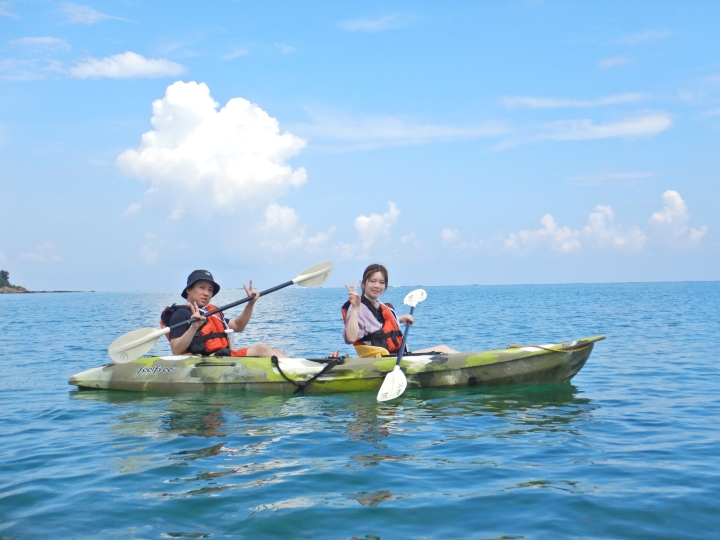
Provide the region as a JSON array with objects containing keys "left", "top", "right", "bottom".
[{"left": 355, "top": 344, "right": 390, "bottom": 358}]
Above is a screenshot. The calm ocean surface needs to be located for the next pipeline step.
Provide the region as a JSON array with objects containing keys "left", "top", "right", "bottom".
[{"left": 1, "top": 282, "right": 719, "bottom": 539}]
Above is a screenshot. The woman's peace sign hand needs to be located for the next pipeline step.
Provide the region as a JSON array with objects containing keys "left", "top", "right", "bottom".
[{"left": 345, "top": 282, "right": 361, "bottom": 308}]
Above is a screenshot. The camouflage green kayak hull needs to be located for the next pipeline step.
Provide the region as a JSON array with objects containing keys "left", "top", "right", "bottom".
[{"left": 69, "top": 335, "right": 605, "bottom": 394}]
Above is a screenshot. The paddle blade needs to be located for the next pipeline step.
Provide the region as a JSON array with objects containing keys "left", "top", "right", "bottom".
[
  {"left": 403, "top": 289, "right": 427, "bottom": 308},
  {"left": 108, "top": 327, "right": 167, "bottom": 363},
  {"left": 293, "top": 260, "right": 333, "bottom": 288},
  {"left": 377, "top": 365, "right": 408, "bottom": 402}
]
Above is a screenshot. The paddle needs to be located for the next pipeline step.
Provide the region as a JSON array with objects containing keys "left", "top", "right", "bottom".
[
  {"left": 107, "top": 261, "right": 333, "bottom": 363},
  {"left": 377, "top": 288, "right": 427, "bottom": 402}
]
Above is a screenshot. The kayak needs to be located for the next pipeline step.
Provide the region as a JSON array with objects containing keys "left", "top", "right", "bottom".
[{"left": 69, "top": 335, "right": 605, "bottom": 394}]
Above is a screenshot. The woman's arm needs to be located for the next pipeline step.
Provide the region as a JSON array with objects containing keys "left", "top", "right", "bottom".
[
  {"left": 398, "top": 314, "right": 414, "bottom": 326},
  {"left": 344, "top": 283, "right": 362, "bottom": 342}
]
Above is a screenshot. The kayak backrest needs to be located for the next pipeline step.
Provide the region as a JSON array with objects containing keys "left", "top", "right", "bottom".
[{"left": 355, "top": 344, "right": 390, "bottom": 358}]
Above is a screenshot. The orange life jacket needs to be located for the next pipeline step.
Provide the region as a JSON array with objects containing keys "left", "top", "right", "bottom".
[
  {"left": 160, "top": 304, "right": 244, "bottom": 356},
  {"left": 341, "top": 297, "right": 404, "bottom": 353}
]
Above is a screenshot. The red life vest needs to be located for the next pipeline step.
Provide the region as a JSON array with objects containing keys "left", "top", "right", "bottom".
[
  {"left": 160, "top": 304, "right": 245, "bottom": 356},
  {"left": 341, "top": 297, "right": 404, "bottom": 353}
]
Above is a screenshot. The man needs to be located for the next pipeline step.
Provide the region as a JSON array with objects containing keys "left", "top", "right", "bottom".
[{"left": 163, "top": 269, "right": 286, "bottom": 358}]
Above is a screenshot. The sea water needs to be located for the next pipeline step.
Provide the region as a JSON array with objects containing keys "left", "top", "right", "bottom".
[{"left": 1, "top": 282, "right": 719, "bottom": 539}]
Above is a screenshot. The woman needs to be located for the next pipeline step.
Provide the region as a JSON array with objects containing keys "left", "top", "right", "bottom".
[{"left": 342, "top": 263, "right": 458, "bottom": 355}]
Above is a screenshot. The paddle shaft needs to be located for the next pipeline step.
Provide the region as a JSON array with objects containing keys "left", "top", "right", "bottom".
[
  {"left": 167, "top": 280, "right": 294, "bottom": 331},
  {"left": 394, "top": 306, "right": 415, "bottom": 367}
]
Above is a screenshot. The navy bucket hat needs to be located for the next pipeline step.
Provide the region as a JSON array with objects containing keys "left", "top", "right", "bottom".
[{"left": 182, "top": 269, "right": 220, "bottom": 299}]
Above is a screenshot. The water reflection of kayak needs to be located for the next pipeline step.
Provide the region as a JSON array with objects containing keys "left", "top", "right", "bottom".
[{"left": 69, "top": 335, "right": 605, "bottom": 394}]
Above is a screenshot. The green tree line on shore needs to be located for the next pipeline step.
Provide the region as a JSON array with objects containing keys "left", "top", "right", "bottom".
[{"left": 0, "top": 270, "right": 14, "bottom": 287}]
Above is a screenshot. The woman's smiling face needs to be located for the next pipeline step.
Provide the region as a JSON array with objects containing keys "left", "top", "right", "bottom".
[{"left": 362, "top": 271, "right": 387, "bottom": 301}]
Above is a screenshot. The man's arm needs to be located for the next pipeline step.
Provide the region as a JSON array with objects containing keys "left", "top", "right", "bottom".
[
  {"left": 169, "top": 303, "right": 205, "bottom": 355},
  {"left": 228, "top": 280, "right": 260, "bottom": 332}
]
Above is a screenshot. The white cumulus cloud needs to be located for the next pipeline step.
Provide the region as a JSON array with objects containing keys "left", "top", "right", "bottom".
[
  {"left": 689, "top": 226, "right": 708, "bottom": 242},
  {"left": 649, "top": 190, "right": 708, "bottom": 242},
  {"left": 649, "top": 190, "right": 688, "bottom": 227},
  {"left": 583, "top": 205, "right": 647, "bottom": 249},
  {"left": 70, "top": 52, "right": 186, "bottom": 79},
  {"left": 505, "top": 214, "right": 581, "bottom": 252},
  {"left": 264, "top": 203, "right": 299, "bottom": 230},
  {"left": 399, "top": 232, "right": 422, "bottom": 248},
  {"left": 505, "top": 206, "right": 646, "bottom": 253},
  {"left": 505, "top": 192, "right": 708, "bottom": 253},
  {"left": 335, "top": 202, "right": 400, "bottom": 259},
  {"left": 441, "top": 228, "right": 460, "bottom": 244},
  {"left": 441, "top": 228, "right": 482, "bottom": 250},
  {"left": 118, "top": 81, "right": 308, "bottom": 215},
  {"left": 124, "top": 202, "right": 141, "bottom": 216},
  {"left": 355, "top": 202, "right": 400, "bottom": 249},
  {"left": 260, "top": 203, "right": 334, "bottom": 252}
]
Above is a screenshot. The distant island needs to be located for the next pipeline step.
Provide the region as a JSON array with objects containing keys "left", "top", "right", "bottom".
[
  {"left": 0, "top": 270, "right": 28, "bottom": 293},
  {"left": 0, "top": 269, "right": 90, "bottom": 294}
]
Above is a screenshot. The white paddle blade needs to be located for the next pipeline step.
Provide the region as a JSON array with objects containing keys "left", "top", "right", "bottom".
[
  {"left": 403, "top": 289, "right": 427, "bottom": 308},
  {"left": 293, "top": 260, "right": 333, "bottom": 288},
  {"left": 377, "top": 365, "right": 408, "bottom": 402},
  {"left": 108, "top": 327, "right": 168, "bottom": 363}
]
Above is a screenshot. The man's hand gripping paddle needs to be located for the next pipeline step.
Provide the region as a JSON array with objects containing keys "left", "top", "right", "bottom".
[
  {"left": 107, "top": 261, "right": 333, "bottom": 363},
  {"left": 376, "top": 288, "right": 427, "bottom": 402}
]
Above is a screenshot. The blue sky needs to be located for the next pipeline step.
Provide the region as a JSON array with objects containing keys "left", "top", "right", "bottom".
[{"left": 1, "top": 1, "right": 719, "bottom": 291}]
